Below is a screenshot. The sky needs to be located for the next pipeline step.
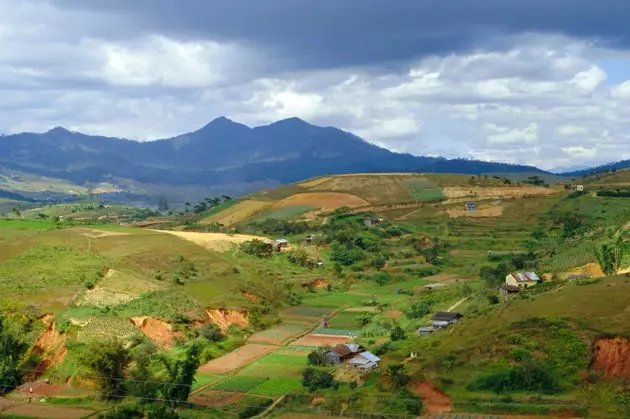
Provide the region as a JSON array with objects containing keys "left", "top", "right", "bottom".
[{"left": 2, "top": 1, "right": 630, "bottom": 170}]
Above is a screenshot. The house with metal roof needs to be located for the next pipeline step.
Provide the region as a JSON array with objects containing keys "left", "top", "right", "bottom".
[
  {"left": 505, "top": 271, "right": 540, "bottom": 289},
  {"left": 348, "top": 351, "right": 381, "bottom": 371},
  {"left": 431, "top": 312, "right": 462, "bottom": 328}
]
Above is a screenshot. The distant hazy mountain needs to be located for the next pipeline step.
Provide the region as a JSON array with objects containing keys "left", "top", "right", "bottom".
[
  {"left": 550, "top": 164, "right": 591, "bottom": 174},
  {"left": 560, "top": 160, "right": 630, "bottom": 177},
  {"left": 0, "top": 117, "right": 548, "bottom": 196}
]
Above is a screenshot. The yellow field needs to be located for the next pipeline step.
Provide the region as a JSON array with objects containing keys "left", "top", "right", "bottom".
[
  {"left": 154, "top": 230, "right": 269, "bottom": 252},
  {"left": 273, "top": 192, "right": 369, "bottom": 210},
  {"left": 442, "top": 185, "right": 558, "bottom": 202},
  {"left": 201, "top": 200, "right": 270, "bottom": 226},
  {"left": 298, "top": 177, "right": 332, "bottom": 188}
]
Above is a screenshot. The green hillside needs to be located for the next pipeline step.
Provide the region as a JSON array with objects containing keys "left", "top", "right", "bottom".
[{"left": 2, "top": 172, "right": 630, "bottom": 418}]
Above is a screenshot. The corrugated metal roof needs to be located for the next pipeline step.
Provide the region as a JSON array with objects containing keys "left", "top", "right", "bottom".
[
  {"left": 359, "top": 351, "right": 380, "bottom": 362},
  {"left": 510, "top": 271, "right": 540, "bottom": 282},
  {"left": 276, "top": 239, "right": 289, "bottom": 244},
  {"left": 345, "top": 343, "right": 361, "bottom": 353}
]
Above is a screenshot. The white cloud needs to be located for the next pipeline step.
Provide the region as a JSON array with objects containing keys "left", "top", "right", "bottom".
[
  {"left": 556, "top": 125, "right": 588, "bottom": 137},
  {"left": 2, "top": 1, "right": 630, "bottom": 171}
]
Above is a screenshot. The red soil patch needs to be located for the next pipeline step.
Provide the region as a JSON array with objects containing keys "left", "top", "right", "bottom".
[
  {"left": 274, "top": 192, "right": 369, "bottom": 210},
  {"left": 199, "top": 344, "right": 276, "bottom": 374},
  {"left": 384, "top": 310, "right": 403, "bottom": 319},
  {"left": 0, "top": 403, "right": 94, "bottom": 419},
  {"left": 189, "top": 390, "right": 244, "bottom": 406},
  {"left": 301, "top": 278, "right": 328, "bottom": 290},
  {"left": 27, "top": 321, "right": 67, "bottom": 380},
  {"left": 242, "top": 291, "right": 261, "bottom": 302},
  {"left": 206, "top": 308, "right": 249, "bottom": 332},
  {"left": 290, "top": 334, "right": 353, "bottom": 347},
  {"left": 593, "top": 336, "right": 630, "bottom": 379},
  {"left": 131, "top": 317, "right": 183, "bottom": 347},
  {"left": 411, "top": 382, "right": 451, "bottom": 413},
  {"left": 17, "top": 380, "right": 68, "bottom": 397}
]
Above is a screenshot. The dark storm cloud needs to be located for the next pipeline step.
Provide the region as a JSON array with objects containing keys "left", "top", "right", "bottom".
[{"left": 49, "top": 0, "right": 630, "bottom": 70}]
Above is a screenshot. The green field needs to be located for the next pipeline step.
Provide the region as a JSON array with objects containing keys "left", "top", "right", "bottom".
[
  {"left": 326, "top": 311, "right": 363, "bottom": 330},
  {"left": 262, "top": 206, "right": 316, "bottom": 220},
  {"left": 403, "top": 179, "right": 446, "bottom": 202}
]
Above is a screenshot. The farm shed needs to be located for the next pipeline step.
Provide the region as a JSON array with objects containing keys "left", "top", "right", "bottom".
[
  {"left": 275, "top": 238, "right": 289, "bottom": 248},
  {"left": 363, "top": 217, "right": 384, "bottom": 226},
  {"left": 505, "top": 271, "right": 540, "bottom": 289},
  {"left": 324, "top": 351, "right": 342, "bottom": 365},
  {"left": 418, "top": 327, "right": 435, "bottom": 336},
  {"left": 464, "top": 201, "right": 477, "bottom": 211},
  {"left": 331, "top": 343, "right": 362, "bottom": 361},
  {"left": 348, "top": 351, "right": 380, "bottom": 371},
  {"left": 431, "top": 312, "right": 462, "bottom": 328}
]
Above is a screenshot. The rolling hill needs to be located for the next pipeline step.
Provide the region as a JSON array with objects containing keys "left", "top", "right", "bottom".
[{"left": 0, "top": 117, "right": 548, "bottom": 204}]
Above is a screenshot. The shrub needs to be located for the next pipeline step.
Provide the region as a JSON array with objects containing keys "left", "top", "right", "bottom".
[{"left": 371, "top": 272, "right": 391, "bottom": 285}]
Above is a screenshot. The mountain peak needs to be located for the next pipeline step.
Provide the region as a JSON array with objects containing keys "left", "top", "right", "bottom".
[{"left": 47, "top": 126, "right": 71, "bottom": 134}]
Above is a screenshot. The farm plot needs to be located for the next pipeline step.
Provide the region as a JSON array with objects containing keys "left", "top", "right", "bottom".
[
  {"left": 78, "top": 269, "right": 163, "bottom": 307},
  {"left": 326, "top": 312, "right": 363, "bottom": 330},
  {"left": 189, "top": 390, "right": 244, "bottom": 407},
  {"left": 235, "top": 353, "right": 307, "bottom": 379},
  {"left": 201, "top": 200, "right": 270, "bottom": 226},
  {"left": 0, "top": 244, "right": 109, "bottom": 294},
  {"left": 403, "top": 179, "right": 446, "bottom": 202},
  {"left": 248, "top": 323, "right": 310, "bottom": 345},
  {"left": 279, "top": 306, "right": 335, "bottom": 325},
  {"left": 262, "top": 205, "right": 316, "bottom": 220},
  {"left": 290, "top": 334, "right": 353, "bottom": 347},
  {"left": 199, "top": 344, "right": 277, "bottom": 374},
  {"left": 77, "top": 316, "right": 138, "bottom": 342},
  {"left": 301, "top": 292, "right": 368, "bottom": 308},
  {"left": 212, "top": 353, "right": 308, "bottom": 397},
  {"left": 273, "top": 192, "right": 369, "bottom": 210}
]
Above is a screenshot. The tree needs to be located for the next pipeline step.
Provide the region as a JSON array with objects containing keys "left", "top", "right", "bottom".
[
  {"left": 287, "top": 247, "right": 311, "bottom": 267},
  {"left": 371, "top": 257, "right": 386, "bottom": 270},
  {"left": 387, "top": 364, "right": 410, "bottom": 389},
  {"left": 0, "top": 315, "right": 28, "bottom": 394},
  {"left": 390, "top": 326, "right": 406, "bottom": 341},
  {"left": 80, "top": 339, "right": 131, "bottom": 400},
  {"left": 356, "top": 313, "right": 374, "bottom": 326},
  {"left": 197, "top": 324, "right": 223, "bottom": 342},
  {"left": 242, "top": 239, "right": 274, "bottom": 258},
  {"left": 158, "top": 342, "right": 202, "bottom": 407},
  {"left": 11, "top": 208, "right": 20, "bottom": 217},
  {"left": 127, "top": 341, "right": 159, "bottom": 403},
  {"left": 156, "top": 196, "right": 169, "bottom": 211},
  {"left": 307, "top": 349, "right": 327, "bottom": 366},
  {"left": 595, "top": 228, "right": 625, "bottom": 276}
]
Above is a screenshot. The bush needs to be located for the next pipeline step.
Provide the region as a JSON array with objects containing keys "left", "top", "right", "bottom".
[
  {"left": 371, "top": 272, "right": 391, "bottom": 285},
  {"left": 242, "top": 239, "right": 274, "bottom": 258},
  {"left": 302, "top": 368, "right": 336, "bottom": 392},
  {"left": 196, "top": 324, "right": 223, "bottom": 342},
  {"left": 468, "top": 359, "right": 561, "bottom": 395}
]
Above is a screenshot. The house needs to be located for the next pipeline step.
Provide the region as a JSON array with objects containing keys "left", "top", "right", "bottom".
[
  {"left": 505, "top": 271, "right": 540, "bottom": 289},
  {"left": 431, "top": 312, "right": 462, "bottom": 328},
  {"left": 348, "top": 351, "right": 380, "bottom": 371},
  {"left": 275, "top": 239, "right": 289, "bottom": 249},
  {"left": 576, "top": 185, "right": 584, "bottom": 192},
  {"left": 324, "top": 343, "right": 362, "bottom": 365},
  {"left": 499, "top": 284, "right": 521, "bottom": 295},
  {"left": 363, "top": 216, "right": 384, "bottom": 227},
  {"left": 331, "top": 343, "right": 362, "bottom": 360},
  {"left": 464, "top": 201, "right": 477, "bottom": 212},
  {"left": 425, "top": 283, "right": 447, "bottom": 289},
  {"left": 418, "top": 326, "right": 435, "bottom": 336}
]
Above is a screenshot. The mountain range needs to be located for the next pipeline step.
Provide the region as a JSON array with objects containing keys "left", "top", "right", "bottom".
[{"left": 0, "top": 116, "right": 606, "bottom": 202}]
